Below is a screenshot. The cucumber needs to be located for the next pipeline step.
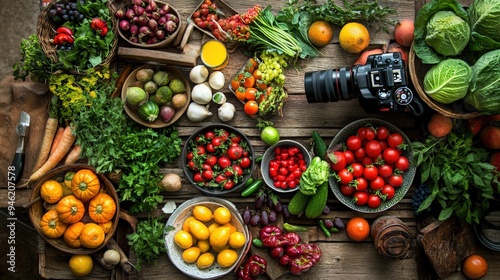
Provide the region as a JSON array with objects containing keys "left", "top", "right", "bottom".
[
  {"left": 287, "top": 191, "right": 311, "bottom": 215},
  {"left": 304, "top": 181, "right": 329, "bottom": 219},
  {"left": 312, "top": 131, "right": 327, "bottom": 160}
]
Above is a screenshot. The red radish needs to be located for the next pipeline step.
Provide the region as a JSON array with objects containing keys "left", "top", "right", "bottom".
[
  {"left": 354, "top": 48, "right": 383, "bottom": 65},
  {"left": 394, "top": 19, "right": 414, "bottom": 47}
]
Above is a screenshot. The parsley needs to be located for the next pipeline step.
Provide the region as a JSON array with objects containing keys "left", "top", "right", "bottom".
[
  {"left": 412, "top": 131, "right": 499, "bottom": 224},
  {"left": 127, "top": 218, "right": 174, "bottom": 270}
]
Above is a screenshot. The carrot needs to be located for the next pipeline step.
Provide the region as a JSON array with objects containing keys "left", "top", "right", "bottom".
[
  {"left": 33, "top": 118, "right": 59, "bottom": 171},
  {"left": 49, "top": 127, "right": 65, "bottom": 155},
  {"left": 64, "top": 144, "right": 82, "bottom": 165},
  {"left": 28, "top": 125, "right": 76, "bottom": 184}
]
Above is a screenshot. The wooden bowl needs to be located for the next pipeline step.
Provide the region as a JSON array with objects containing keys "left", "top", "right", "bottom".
[
  {"left": 116, "top": 1, "right": 181, "bottom": 49},
  {"left": 121, "top": 64, "right": 191, "bottom": 128},
  {"left": 28, "top": 164, "right": 120, "bottom": 254},
  {"left": 409, "top": 44, "right": 481, "bottom": 119},
  {"left": 164, "top": 197, "right": 251, "bottom": 279}
]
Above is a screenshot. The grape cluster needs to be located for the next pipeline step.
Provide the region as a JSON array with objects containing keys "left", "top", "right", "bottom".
[
  {"left": 258, "top": 51, "right": 289, "bottom": 86},
  {"left": 48, "top": 0, "right": 85, "bottom": 23},
  {"left": 242, "top": 189, "right": 289, "bottom": 227},
  {"left": 412, "top": 184, "right": 431, "bottom": 215}
]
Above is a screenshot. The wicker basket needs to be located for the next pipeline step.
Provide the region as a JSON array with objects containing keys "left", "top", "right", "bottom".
[
  {"left": 28, "top": 164, "right": 120, "bottom": 254},
  {"left": 408, "top": 44, "right": 481, "bottom": 119},
  {"left": 36, "top": 0, "right": 118, "bottom": 72}
]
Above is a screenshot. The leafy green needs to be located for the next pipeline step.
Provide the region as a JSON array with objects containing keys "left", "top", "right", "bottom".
[
  {"left": 412, "top": 131, "right": 499, "bottom": 224},
  {"left": 12, "top": 34, "right": 61, "bottom": 83},
  {"left": 413, "top": 0, "right": 469, "bottom": 64},
  {"left": 425, "top": 11, "right": 470, "bottom": 57},
  {"left": 299, "top": 156, "right": 330, "bottom": 195},
  {"left": 74, "top": 93, "right": 182, "bottom": 214},
  {"left": 423, "top": 58, "right": 471, "bottom": 104},
  {"left": 464, "top": 49, "right": 500, "bottom": 115},
  {"left": 127, "top": 218, "right": 174, "bottom": 270},
  {"left": 467, "top": 0, "right": 500, "bottom": 52}
]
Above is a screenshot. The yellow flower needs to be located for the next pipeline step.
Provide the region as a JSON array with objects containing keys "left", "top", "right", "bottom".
[{"left": 89, "top": 91, "right": 97, "bottom": 98}]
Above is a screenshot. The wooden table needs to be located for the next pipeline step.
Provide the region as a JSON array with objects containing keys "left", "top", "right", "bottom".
[{"left": 1, "top": 0, "right": 499, "bottom": 279}]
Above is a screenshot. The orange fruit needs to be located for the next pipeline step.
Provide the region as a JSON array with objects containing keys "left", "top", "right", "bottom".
[
  {"left": 308, "top": 21, "right": 334, "bottom": 47},
  {"left": 68, "top": 254, "right": 93, "bottom": 277},
  {"left": 339, "top": 22, "right": 370, "bottom": 54},
  {"left": 346, "top": 217, "right": 370, "bottom": 241},
  {"left": 462, "top": 254, "right": 488, "bottom": 279}
]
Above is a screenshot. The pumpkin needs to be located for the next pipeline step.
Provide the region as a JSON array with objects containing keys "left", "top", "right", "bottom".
[
  {"left": 88, "top": 193, "right": 116, "bottom": 223},
  {"left": 64, "top": 222, "right": 85, "bottom": 248},
  {"left": 80, "top": 223, "right": 105, "bottom": 249},
  {"left": 40, "top": 179, "right": 63, "bottom": 204},
  {"left": 64, "top": 171, "right": 75, "bottom": 188},
  {"left": 71, "top": 169, "right": 100, "bottom": 202},
  {"left": 57, "top": 195, "right": 85, "bottom": 224},
  {"left": 99, "top": 221, "right": 113, "bottom": 234},
  {"left": 39, "top": 209, "right": 68, "bottom": 238}
]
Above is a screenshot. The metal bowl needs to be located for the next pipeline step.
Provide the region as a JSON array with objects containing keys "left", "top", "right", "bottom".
[
  {"left": 164, "top": 197, "right": 250, "bottom": 279},
  {"left": 181, "top": 124, "right": 255, "bottom": 195},
  {"left": 260, "top": 140, "right": 312, "bottom": 193},
  {"left": 329, "top": 118, "right": 416, "bottom": 213}
]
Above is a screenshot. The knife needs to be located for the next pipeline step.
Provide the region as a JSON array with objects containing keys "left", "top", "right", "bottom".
[{"left": 9, "top": 111, "right": 30, "bottom": 185}]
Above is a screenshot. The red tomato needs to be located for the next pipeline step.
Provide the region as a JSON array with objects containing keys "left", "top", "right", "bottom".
[
  {"left": 204, "top": 131, "right": 215, "bottom": 140},
  {"left": 354, "top": 147, "right": 366, "bottom": 160},
  {"left": 389, "top": 174, "right": 403, "bottom": 188},
  {"left": 361, "top": 156, "right": 373, "bottom": 166},
  {"left": 365, "top": 128, "right": 376, "bottom": 140},
  {"left": 230, "top": 134, "right": 241, "bottom": 143},
  {"left": 215, "top": 174, "right": 227, "bottom": 183},
  {"left": 187, "top": 160, "right": 198, "bottom": 171},
  {"left": 193, "top": 172, "right": 204, "bottom": 182},
  {"left": 381, "top": 185, "right": 395, "bottom": 200},
  {"left": 357, "top": 127, "right": 367, "bottom": 140},
  {"left": 343, "top": 150, "right": 354, "bottom": 165},
  {"left": 363, "top": 165, "right": 378, "bottom": 181},
  {"left": 195, "top": 145, "right": 206, "bottom": 155},
  {"left": 205, "top": 155, "right": 217, "bottom": 166},
  {"left": 218, "top": 129, "right": 230, "bottom": 141},
  {"left": 202, "top": 170, "right": 213, "bottom": 180},
  {"left": 327, "top": 151, "right": 347, "bottom": 171},
  {"left": 395, "top": 156, "right": 410, "bottom": 171},
  {"left": 217, "top": 156, "right": 231, "bottom": 168},
  {"left": 387, "top": 133, "right": 404, "bottom": 148},
  {"left": 242, "top": 71, "right": 255, "bottom": 88},
  {"left": 338, "top": 168, "right": 354, "bottom": 185},
  {"left": 340, "top": 184, "right": 355, "bottom": 196},
  {"left": 346, "top": 135, "right": 362, "bottom": 151},
  {"left": 350, "top": 163, "right": 364, "bottom": 178},
  {"left": 367, "top": 194, "right": 382, "bottom": 208},
  {"left": 378, "top": 164, "right": 393, "bottom": 179},
  {"left": 369, "top": 176, "right": 385, "bottom": 191},
  {"left": 186, "top": 151, "right": 194, "bottom": 160},
  {"left": 365, "top": 140, "right": 382, "bottom": 158},
  {"left": 376, "top": 126, "right": 389, "bottom": 140},
  {"left": 240, "top": 157, "right": 251, "bottom": 168},
  {"left": 232, "top": 165, "right": 244, "bottom": 177},
  {"left": 353, "top": 191, "right": 368, "bottom": 206},
  {"left": 205, "top": 143, "right": 216, "bottom": 153},
  {"left": 211, "top": 137, "right": 222, "bottom": 147},
  {"left": 383, "top": 148, "right": 400, "bottom": 164},
  {"left": 223, "top": 179, "right": 235, "bottom": 190},
  {"left": 228, "top": 146, "right": 244, "bottom": 160},
  {"left": 354, "top": 177, "right": 368, "bottom": 191}
]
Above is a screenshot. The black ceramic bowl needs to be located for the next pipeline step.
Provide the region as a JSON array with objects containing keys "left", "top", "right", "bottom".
[{"left": 182, "top": 124, "right": 255, "bottom": 195}]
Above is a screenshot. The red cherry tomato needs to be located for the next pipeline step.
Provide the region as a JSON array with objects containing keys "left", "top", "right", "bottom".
[
  {"left": 376, "top": 126, "right": 389, "bottom": 140},
  {"left": 353, "top": 177, "right": 368, "bottom": 191},
  {"left": 346, "top": 135, "right": 362, "bottom": 151},
  {"left": 395, "top": 155, "right": 410, "bottom": 171},
  {"left": 367, "top": 194, "right": 382, "bottom": 208},
  {"left": 369, "top": 176, "right": 385, "bottom": 191},
  {"left": 338, "top": 168, "right": 354, "bottom": 185},
  {"left": 353, "top": 191, "right": 368, "bottom": 206},
  {"left": 389, "top": 174, "right": 403, "bottom": 188},
  {"left": 350, "top": 163, "right": 364, "bottom": 178},
  {"left": 343, "top": 150, "right": 354, "bottom": 165},
  {"left": 363, "top": 165, "right": 378, "bottom": 181},
  {"left": 378, "top": 164, "right": 393, "bottom": 179},
  {"left": 328, "top": 151, "right": 347, "bottom": 171},
  {"left": 387, "top": 133, "right": 404, "bottom": 148},
  {"left": 381, "top": 185, "right": 395, "bottom": 200},
  {"left": 340, "top": 184, "right": 355, "bottom": 196},
  {"left": 383, "top": 148, "right": 400, "bottom": 164},
  {"left": 365, "top": 140, "right": 382, "bottom": 158}
]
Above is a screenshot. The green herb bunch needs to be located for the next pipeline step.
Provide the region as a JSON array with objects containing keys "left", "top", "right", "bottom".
[
  {"left": 412, "top": 131, "right": 499, "bottom": 224},
  {"left": 127, "top": 218, "right": 174, "bottom": 270},
  {"left": 75, "top": 93, "right": 182, "bottom": 214}
]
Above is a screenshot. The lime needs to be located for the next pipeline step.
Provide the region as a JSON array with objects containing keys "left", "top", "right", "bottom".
[{"left": 261, "top": 126, "right": 280, "bottom": 145}]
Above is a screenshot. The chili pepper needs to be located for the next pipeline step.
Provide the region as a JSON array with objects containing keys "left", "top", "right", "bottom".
[
  {"left": 262, "top": 232, "right": 301, "bottom": 248},
  {"left": 56, "top": 26, "right": 73, "bottom": 36},
  {"left": 329, "top": 227, "right": 339, "bottom": 233},
  {"left": 285, "top": 243, "right": 321, "bottom": 258},
  {"left": 283, "top": 222, "right": 308, "bottom": 232},
  {"left": 319, "top": 220, "right": 331, "bottom": 237},
  {"left": 90, "top": 17, "right": 108, "bottom": 36},
  {"left": 289, "top": 255, "right": 316, "bottom": 275},
  {"left": 252, "top": 238, "right": 263, "bottom": 248},
  {"left": 236, "top": 255, "right": 267, "bottom": 280},
  {"left": 259, "top": 225, "right": 282, "bottom": 239},
  {"left": 53, "top": 33, "right": 74, "bottom": 45},
  {"left": 255, "top": 155, "right": 263, "bottom": 163}
]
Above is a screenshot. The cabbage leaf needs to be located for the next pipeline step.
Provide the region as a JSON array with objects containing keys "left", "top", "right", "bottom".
[{"left": 468, "top": 0, "right": 500, "bottom": 52}]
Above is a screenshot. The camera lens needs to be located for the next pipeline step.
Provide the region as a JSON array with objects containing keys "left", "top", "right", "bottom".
[{"left": 304, "top": 67, "right": 355, "bottom": 102}]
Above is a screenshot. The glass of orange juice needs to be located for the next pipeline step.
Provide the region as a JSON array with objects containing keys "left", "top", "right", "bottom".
[{"left": 200, "top": 40, "right": 229, "bottom": 70}]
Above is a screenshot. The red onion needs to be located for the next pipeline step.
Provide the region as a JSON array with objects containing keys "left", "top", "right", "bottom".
[
  {"left": 165, "top": 20, "right": 177, "bottom": 33},
  {"left": 129, "top": 36, "right": 139, "bottom": 43},
  {"left": 148, "top": 0, "right": 157, "bottom": 11},
  {"left": 131, "top": 16, "right": 139, "bottom": 23},
  {"left": 148, "top": 19, "right": 158, "bottom": 32},
  {"left": 130, "top": 24, "right": 139, "bottom": 35},
  {"left": 133, "top": 5, "right": 145, "bottom": 16},
  {"left": 165, "top": 14, "right": 178, "bottom": 24},
  {"left": 137, "top": 14, "right": 149, "bottom": 26},
  {"left": 146, "top": 37, "right": 158, "bottom": 44},
  {"left": 145, "top": 5, "right": 153, "bottom": 13},
  {"left": 158, "top": 16, "right": 167, "bottom": 27},
  {"left": 160, "top": 4, "right": 170, "bottom": 14},
  {"left": 138, "top": 26, "right": 152, "bottom": 38},
  {"left": 125, "top": 8, "right": 135, "bottom": 20},
  {"left": 119, "top": 20, "right": 130, "bottom": 31},
  {"left": 115, "top": 9, "right": 125, "bottom": 19},
  {"left": 151, "top": 11, "right": 160, "bottom": 21},
  {"left": 131, "top": 0, "right": 143, "bottom": 6},
  {"left": 155, "top": 29, "right": 166, "bottom": 40}
]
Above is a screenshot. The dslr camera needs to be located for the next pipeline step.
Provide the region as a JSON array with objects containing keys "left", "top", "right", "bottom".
[{"left": 304, "top": 52, "right": 423, "bottom": 115}]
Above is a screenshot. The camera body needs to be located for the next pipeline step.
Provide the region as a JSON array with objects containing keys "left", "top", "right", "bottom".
[{"left": 304, "top": 52, "right": 422, "bottom": 115}]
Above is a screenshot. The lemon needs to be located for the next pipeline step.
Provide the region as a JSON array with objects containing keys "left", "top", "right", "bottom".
[
  {"left": 197, "top": 239, "right": 211, "bottom": 253},
  {"left": 196, "top": 252, "right": 215, "bottom": 269},
  {"left": 68, "top": 254, "right": 93, "bottom": 277},
  {"left": 174, "top": 230, "right": 193, "bottom": 249},
  {"left": 229, "top": 231, "right": 246, "bottom": 249},
  {"left": 217, "top": 249, "right": 239, "bottom": 268},
  {"left": 209, "top": 226, "right": 231, "bottom": 249},
  {"left": 213, "top": 207, "right": 232, "bottom": 224},
  {"left": 188, "top": 220, "right": 210, "bottom": 240},
  {"left": 182, "top": 216, "right": 197, "bottom": 233},
  {"left": 192, "top": 205, "right": 213, "bottom": 222},
  {"left": 222, "top": 222, "right": 237, "bottom": 234},
  {"left": 182, "top": 247, "right": 201, "bottom": 264},
  {"left": 208, "top": 222, "right": 221, "bottom": 234}
]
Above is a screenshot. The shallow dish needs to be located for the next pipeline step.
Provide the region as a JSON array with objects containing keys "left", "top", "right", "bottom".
[
  {"left": 261, "top": 140, "right": 312, "bottom": 193},
  {"left": 121, "top": 64, "right": 191, "bottom": 128},
  {"left": 182, "top": 124, "right": 255, "bottom": 195},
  {"left": 164, "top": 197, "right": 250, "bottom": 279},
  {"left": 28, "top": 164, "right": 120, "bottom": 254},
  {"left": 329, "top": 118, "right": 416, "bottom": 213}
]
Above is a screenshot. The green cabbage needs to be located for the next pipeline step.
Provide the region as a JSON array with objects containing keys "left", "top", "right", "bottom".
[
  {"left": 468, "top": 0, "right": 500, "bottom": 52},
  {"left": 425, "top": 11, "right": 470, "bottom": 57},
  {"left": 423, "top": 58, "right": 471, "bottom": 104},
  {"left": 299, "top": 156, "right": 329, "bottom": 195},
  {"left": 464, "top": 49, "right": 500, "bottom": 115}
]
